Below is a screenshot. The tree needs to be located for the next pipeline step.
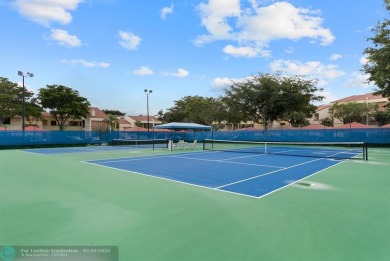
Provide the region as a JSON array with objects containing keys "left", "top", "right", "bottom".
[
  {"left": 0, "top": 77, "right": 21, "bottom": 125},
  {"left": 106, "top": 114, "right": 119, "bottom": 130},
  {"left": 38, "top": 85, "right": 91, "bottom": 130},
  {"left": 223, "top": 74, "right": 280, "bottom": 130},
  {"left": 0, "top": 77, "right": 38, "bottom": 126},
  {"left": 283, "top": 111, "right": 310, "bottom": 128},
  {"left": 162, "top": 96, "right": 224, "bottom": 125},
  {"left": 25, "top": 97, "right": 44, "bottom": 126},
  {"left": 363, "top": 0, "right": 390, "bottom": 98},
  {"left": 223, "top": 74, "right": 323, "bottom": 130},
  {"left": 220, "top": 95, "right": 249, "bottom": 130},
  {"left": 279, "top": 76, "right": 322, "bottom": 127},
  {"left": 320, "top": 117, "right": 333, "bottom": 127},
  {"left": 102, "top": 109, "right": 125, "bottom": 130},
  {"left": 374, "top": 107, "right": 390, "bottom": 126},
  {"left": 156, "top": 110, "right": 165, "bottom": 122},
  {"left": 102, "top": 109, "right": 125, "bottom": 116},
  {"left": 329, "top": 102, "right": 378, "bottom": 124}
]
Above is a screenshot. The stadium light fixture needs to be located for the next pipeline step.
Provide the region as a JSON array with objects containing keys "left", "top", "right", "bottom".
[
  {"left": 18, "top": 71, "right": 34, "bottom": 131},
  {"left": 144, "top": 89, "right": 153, "bottom": 132}
]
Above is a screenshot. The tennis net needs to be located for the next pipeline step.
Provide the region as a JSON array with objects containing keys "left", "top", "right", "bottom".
[
  {"left": 203, "top": 139, "right": 368, "bottom": 160},
  {"left": 111, "top": 139, "right": 169, "bottom": 149}
]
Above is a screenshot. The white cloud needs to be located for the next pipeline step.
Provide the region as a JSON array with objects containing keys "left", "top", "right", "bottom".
[
  {"left": 62, "top": 59, "right": 110, "bottom": 68},
  {"left": 163, "top": 68, "right": 189, "bottom": 78},
  {"left": 211, "top": 77, "right": 235, "bottom": 89},
  {"left": 210, "top": 76, "right": 253, "bottom": 91},
  {"left": 270, "top": 59, "right": 345, "bottom": 83},
  {"left": 133, "top": 66, "right": 154, "bottom": 76},
  {"left": 345, "top": 72, "right": 374, "bottom": 88},
  {"left": 172, "top": 68, "right": 189, "bottom": 78},
  {"left": 195, "top": 1, "right": 334, "bottom": 57},
  {"left": 13, "top": 0, "right": 83, "bottom": 26},
  {"left": 317, "top": 90, "right": 340, "bottom": 104},
  {"left": 119, "top": 31, "right": 141, "bottom": 50},
  {"left": 50, "top": 29, "right": 81, "bottom": 47},
  {"left": 223, "top": 45, "right": 270, "bottom": 57},
  {"left": 360, "top": 55, "right": 369, "bottom": 65},
  {"left": 161, "top": 3, "right": 174, "bottom": 19},
  {"left": 329, "top": 53, "right": 342, "bottom": 61},
  {"left": 237, "top": 2, "right": 334, "bottom": 45},
  {"left": 195, "top": 0, "right": 241, "bottom": 45}
]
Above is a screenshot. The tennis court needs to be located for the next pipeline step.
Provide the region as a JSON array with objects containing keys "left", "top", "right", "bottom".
[
  {"left": 85, "top": 150, "right": 351, "bottom": 198},
  {"left": 1, "top": 141, "right": 389, "bottom": 260}
]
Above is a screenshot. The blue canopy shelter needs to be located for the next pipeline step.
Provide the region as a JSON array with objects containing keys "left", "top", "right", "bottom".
[
  {"left": 153, "top": 122, "right": 212, "bottom": 144},
  {"left": 153, "top": 122, "right": 212, "bottom": 131}
]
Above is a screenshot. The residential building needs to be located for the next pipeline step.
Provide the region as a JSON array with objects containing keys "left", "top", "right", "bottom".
[
  {"left": 119, "top": 115, "right": 162, "bottom": 130},
  {"left": 309, "top": 105, "right": 331, "bottom": 126},
  {"left": 1, "top": 107, "right": 108, "bottom": 131},
  {"left": 85, "top": 107, "right": 109, "bottom": 131},
  {"left": 117, "top": 118, "right": 132, "bottom": 131},
  {"left": 310, "top": 92, "right": 388, "bottom": 127}
]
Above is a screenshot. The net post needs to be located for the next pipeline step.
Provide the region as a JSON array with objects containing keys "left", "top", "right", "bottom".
[
  {"left": 152, "top": 128, "right": 155, "bottom": 150},
  {"left": 364, "top": 143, "right": 368, "bottom": 160},
  {"left": 264, "top": 142, "right": 267, "bottom": 154}
]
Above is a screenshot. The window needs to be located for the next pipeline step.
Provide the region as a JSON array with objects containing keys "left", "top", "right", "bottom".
[
  {"left": 69, "top": 121, "right": 81, "bottom": 126},
  {"left": 51, "top": 121, "right": 56, "bottom": 126}
]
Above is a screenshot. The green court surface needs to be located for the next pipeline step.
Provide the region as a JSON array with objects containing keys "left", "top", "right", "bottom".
[{"left": 0, "top": 147, "right": 389, "bottom": 260}]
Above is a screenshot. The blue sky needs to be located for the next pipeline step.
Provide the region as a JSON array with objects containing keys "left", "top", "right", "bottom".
[{"left": 0, "top": 0, "right": 387, "bottom": 116}]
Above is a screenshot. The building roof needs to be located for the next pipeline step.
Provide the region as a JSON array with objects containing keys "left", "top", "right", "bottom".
[
  {"left": 316, "top": 104, "right": 330, "bottom": 112},
  {"left": 90, "top": 107, "right": 107, "bottom": 119},
  {"left": 40, "top": 107, "right": 107, "bottom": 119},
  {"left": 332, "top": 92, "right": 383, "bottom": 103},
  {"left": 41, "top": 111, "right": 51, "bottom": 117},
  {"left": 129, "top": 116, "right": 159, "bottom": 122},
  {"left": 118, "top": 118, "right": 131, "bottom": 124}
]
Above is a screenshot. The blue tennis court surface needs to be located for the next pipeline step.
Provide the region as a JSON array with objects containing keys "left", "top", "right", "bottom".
[{"left": 84, "top": 150, "right": 355, "bottom": 198}]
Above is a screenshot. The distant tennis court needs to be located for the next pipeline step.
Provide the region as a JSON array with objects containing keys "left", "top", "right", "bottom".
[{"left": 22, "top": 139, "right": 168, "bottom": 155}]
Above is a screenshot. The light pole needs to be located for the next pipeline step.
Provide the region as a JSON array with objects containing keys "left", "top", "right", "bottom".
[
  {"left": 18, "top": 71, "right": 34, "bottom": 131},
  {"left": 144, "top": 89, "right": 152, "bottom": 132}
]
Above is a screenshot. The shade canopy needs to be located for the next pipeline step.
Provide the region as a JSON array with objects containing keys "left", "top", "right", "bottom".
[{"left": 153, "top": 122, "right": 212, "bottom": 130}]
